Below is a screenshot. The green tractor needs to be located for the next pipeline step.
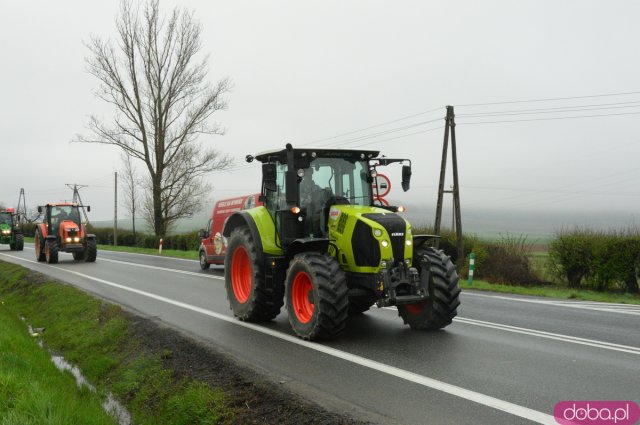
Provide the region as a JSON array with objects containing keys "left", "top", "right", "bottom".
[
  {"left": 223, "top": 144, "right": 460, "bottom": 340},
  {"left": 0, "top": 208, "right": 24, "bottom": 251}
]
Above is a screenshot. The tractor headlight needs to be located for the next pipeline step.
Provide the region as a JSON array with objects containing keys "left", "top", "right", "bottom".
[
  {"left": 373, "top": 228, "right": 383, "bottom": 238},
  {"left": 406, "top": 239, "right": 412, "bottom": 246},
  {"left": 65, "top": 237, "right": 72, "bottom": 243},
  {"left": 1, "top": 229, "right": 10, "bottom": 235},
  {"left": 73, "top": 237, "right": 80, "bottom": 242},
  {"left": 381, "top": 240, "right": 389, "bottom": 248}
]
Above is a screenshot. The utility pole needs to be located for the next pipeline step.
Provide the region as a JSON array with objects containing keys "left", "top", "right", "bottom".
[
  {"left": 65, "top": 184, "right": 91, "bottom": 226},
  {"left": 16, "top": 188, "right": 27, "bottom": 225},
  {"left": 434, "top": 105, "right": 464, "bottom": 267},
  {"left": 114, "top": 172, "right": 118, "bottom": 247}
]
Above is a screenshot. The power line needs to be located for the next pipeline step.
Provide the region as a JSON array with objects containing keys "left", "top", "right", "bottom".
[
  {"left": 458, "top": 110, "right": 640, "bottom": 125},
  {"left": 317, "top": 117, "right": 444, "bottom": 149},
  {"left": 457, "top": 101, "right": 640, "bottom": 118},
  {"left": 300, "top": 106, "right": 444, "bottom": 147},
  {"left": 456, "top": 90, "right": 640, "bottom": 108}
]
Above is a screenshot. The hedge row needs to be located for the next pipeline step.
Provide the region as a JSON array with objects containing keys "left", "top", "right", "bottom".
[
  {"left": 412, "top": 227, "right": 541, "bottom": 287},
  {"left": 548, "top": 229, "right": 640, "bottom": 293},
  {"left": 85, "top": 226, "right": 201, "bottom": 251}
]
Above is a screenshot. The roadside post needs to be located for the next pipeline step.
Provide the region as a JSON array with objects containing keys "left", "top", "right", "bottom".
[
  {"left": 159, "top": 238, "right": 163, "bottom": 255},
  {"left": 468, "top": 252, "right": 475, "bottom": 285}
]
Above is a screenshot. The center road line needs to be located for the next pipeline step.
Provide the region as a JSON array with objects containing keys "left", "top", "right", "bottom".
[
  {"left": 0, "top": 252, "right": 555, "bottom": 424},
  {"left": 464, "top": 291, "right": 640, "bottom": 316}
]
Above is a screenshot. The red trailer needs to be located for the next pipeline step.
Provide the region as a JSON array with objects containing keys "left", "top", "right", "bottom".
[{"left": 198, "top": 194, "right": 261, "bottom": 269}]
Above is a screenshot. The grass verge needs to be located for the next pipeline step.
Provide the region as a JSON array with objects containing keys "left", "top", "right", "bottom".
[
  {"left": 0, "top": 301, "right": 115, "bottom": 424},
  {"left": 0, "top": 260, "right": 364, "bottom": 425},
  {"left": 0, "top": 260, "right": 225, "bottom": 424},
  {"left": 461, "top": 279, "right": 640, "bottom": 305}
]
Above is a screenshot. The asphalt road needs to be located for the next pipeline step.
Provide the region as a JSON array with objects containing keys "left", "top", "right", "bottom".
[{"left": 1, "top": 244, "right": 639, "bottom": 425}]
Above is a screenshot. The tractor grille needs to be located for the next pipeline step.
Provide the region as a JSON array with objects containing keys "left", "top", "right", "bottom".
[
  {"left": 336, "top": 213, "right": 349, "bottom": 234},
  {"left": 351, "top": 220, "right": 380, "bottom": 267},
  {"left": 362, "top": 213, "right": 406, "bottom": 262}
]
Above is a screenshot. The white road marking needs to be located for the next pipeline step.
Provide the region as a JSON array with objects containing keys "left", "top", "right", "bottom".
[
  {"left": 98, "top": 257, "right": 224, "bottom": 280},
  {"left": 0, "top": 252, "right": 554, "bottom": 424},
  {"left": 381, "top": 307, "right": 640, "bottom": 355},
  {"left": 464, "top": 291, "right": 640, "bottom": 316},
  {"left": 455, "top": 317, "right": 640, "bottom": 355}
]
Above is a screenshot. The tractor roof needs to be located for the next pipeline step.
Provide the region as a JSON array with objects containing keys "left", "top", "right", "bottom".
[
  {"left": 254, "top": 147, "right": 380, "bottom": 163},
  {"left": 42, "top": 203, "right": 80, "bottom": 207}
]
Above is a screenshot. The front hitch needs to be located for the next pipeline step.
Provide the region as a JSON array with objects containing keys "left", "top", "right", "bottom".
[{"left": 375, "top": 256, "right": 432, "bottom": 308}]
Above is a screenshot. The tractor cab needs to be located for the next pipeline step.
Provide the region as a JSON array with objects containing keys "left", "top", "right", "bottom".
[{"left": 252, "top": 144, "right": 411, "bottom": 245}]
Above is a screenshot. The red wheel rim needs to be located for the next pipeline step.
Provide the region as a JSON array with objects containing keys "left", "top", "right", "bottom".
[
  {"left": 292, "top": 271, "right": 314, "bottom": 323},
  {"left": 231, "top": 246, "right": 251, "bottom": 303},
  {"left": 405, "top": 301, "right": 427, "bottom": 315}
]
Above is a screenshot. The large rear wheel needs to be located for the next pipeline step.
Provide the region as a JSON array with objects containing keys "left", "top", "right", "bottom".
[
  {"left": 285, "top": 253, "right": 349, "bottom": 340},
  {"left": 45, "top": 239, "right": 59, "bottom": 264},
  {"left": 35, "top": 230, "right": 46, "bottom": 262},
  {"left": 397, "top": 247, "right": 460, "bottom": 330},
  {"left": 224, "top": 226, "right": 283, "bottom": 321}
]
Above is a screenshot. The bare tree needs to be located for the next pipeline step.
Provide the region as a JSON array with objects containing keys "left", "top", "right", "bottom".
[
  {"left": 76, "top": 0, "right": 232, "bottom": 236},
  {"left": 120, "top": 153, "right": 140, "bottom": 239}
]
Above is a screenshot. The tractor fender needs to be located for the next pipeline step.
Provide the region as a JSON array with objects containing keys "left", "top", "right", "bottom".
[
  {"left": 222, "top": 211, "right": 265, "bottom": 261},
  {"left": 85, "top": 234, "right": 96, "bottom": 240},
  {"left": 37, "top": 223, "right": 48, "bottom": 238},
  {"left": 45, "top": 235, "right": 57, "bottom": 241},
  {"left": 285, "top": 238, "right": 330, "bottom": 264},
  {"left": 413, "top": 234, "right": 440, "bottom": 249}
]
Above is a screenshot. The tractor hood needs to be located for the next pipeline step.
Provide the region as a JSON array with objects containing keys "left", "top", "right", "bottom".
[
  {"left": 327, "top": 205, "right": 413, "bottom": 273},
  {"left": 59, "top": 221, "right": 82, "bottom": 237}
]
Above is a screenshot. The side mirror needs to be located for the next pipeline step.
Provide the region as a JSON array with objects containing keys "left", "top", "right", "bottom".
[
  {"left": 401, "top": 165, "right": 412, "bottom": 192},
  {"left": 87, "top": 206, "right": 91, "bottom": 212},
  {"left": 198, "top": 229, "right": 208, "bottom": 239},
  {"left": 263, "top": 163, "right": 277, "bottom": 192},
  {"left": 37, "top": 206, "right": 42, "bottom": 213}
]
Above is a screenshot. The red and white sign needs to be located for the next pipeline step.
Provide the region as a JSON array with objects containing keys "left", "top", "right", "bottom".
[
  {"left": 372, "top": 174, "right": 391, "bottom": 198},
  {"left": 374, "top": 196, "right": 390, "bottom": 206}
]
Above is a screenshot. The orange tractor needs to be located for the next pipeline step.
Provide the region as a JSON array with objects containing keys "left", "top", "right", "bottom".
[{"left": 35, "top": 203, "right": 97, "bottom": 264}]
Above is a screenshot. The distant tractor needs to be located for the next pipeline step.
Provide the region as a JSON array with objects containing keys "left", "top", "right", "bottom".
[
  {"left": 35, "top": 203, "right": 97, "bottom": 264},
  {"left": 0, "top": 208, "right": 24, "bottom": 251},
  {"left": 223, "top": 144, "right": 460, "bottom": 340}
]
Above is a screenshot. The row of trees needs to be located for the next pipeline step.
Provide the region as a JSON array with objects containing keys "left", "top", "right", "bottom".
[{"left": 76, "top": 0, "right": 232, "bottom": 237}]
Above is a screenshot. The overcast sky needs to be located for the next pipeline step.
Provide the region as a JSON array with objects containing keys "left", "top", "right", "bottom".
[{"left": 1, "top": 1, "right": 639, "bottom": 229}]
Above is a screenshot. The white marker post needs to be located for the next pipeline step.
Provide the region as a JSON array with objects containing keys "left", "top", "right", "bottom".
[
  {"left": 468, "top": 252, "right": 475, "bottom": 285},
  {"left": 159, "top": 238, "right": 163, "bottom": 255}
]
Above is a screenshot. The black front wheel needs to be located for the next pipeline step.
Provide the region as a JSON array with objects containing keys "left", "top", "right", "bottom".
[
  {"left": 85, "top": 239, "right": 97, "bottom": 262},
  {"left": 397, "top": 247, "right": 460, "bottom": 330},
  {"left": 45, "top": 239, "right": 59, "bottom": 264},
  {"left": 15, "top": 234, "right": 24, "bottom": 251}
]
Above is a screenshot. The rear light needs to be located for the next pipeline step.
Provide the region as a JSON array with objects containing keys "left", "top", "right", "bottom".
[{"left": 291, "top": 206, "right": 301, "bottom": 214}]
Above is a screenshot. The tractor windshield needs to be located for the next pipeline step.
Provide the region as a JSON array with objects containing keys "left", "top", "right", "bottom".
[
  {"left": 301, "top": 158, "right": 371, "bottom": 206},
  {"left": 51, "top": 206, "right": 81, "bottom": 230},
  {"left": 0, "top": 212, "right": 12, "bottom": 226}
]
